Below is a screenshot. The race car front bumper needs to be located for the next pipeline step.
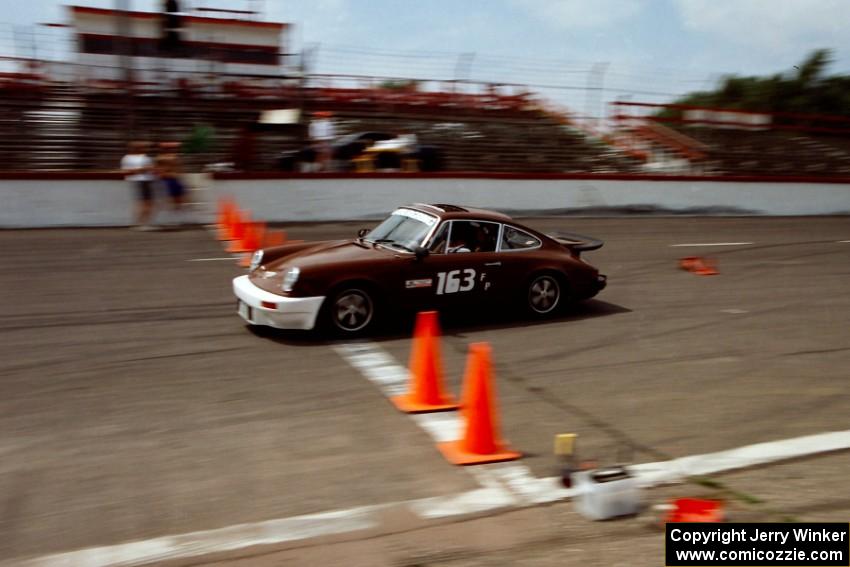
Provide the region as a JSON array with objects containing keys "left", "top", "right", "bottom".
[{"left": 232, "top": 275, "right": 325, "bottom": 330}]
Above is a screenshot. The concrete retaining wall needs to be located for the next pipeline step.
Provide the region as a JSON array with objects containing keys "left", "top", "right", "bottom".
[
  {"left": 212, "top": 177, "right": 850, "bottom": 221},
  {"left": 0, "top": 178, "right": 134, "bottom": 228},
  {"left": 1, "top": 175, "right": 849, "bottom": 227}
]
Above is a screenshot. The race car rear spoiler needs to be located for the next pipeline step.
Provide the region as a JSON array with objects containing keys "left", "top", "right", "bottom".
[{"left": 547, "top": 231, "right": 604, "bottom": 255}]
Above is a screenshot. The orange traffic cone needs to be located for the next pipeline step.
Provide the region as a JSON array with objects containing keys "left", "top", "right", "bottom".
[
  {"left": 391, "top": 311, "right": 459, "bottom": 413},
  {"left": 216, "top": 197, "right": 235, "bottom": 240},
  {"left": 226, "top": 214, "right": 254, "bottom": 253},
  {"left": 236, "top": 222, "right": 264, "bottom": 267},
  {"left": 225, "top": 208, "right": 245, "bottom": 243},
  {"left": 665, "top": 498, "right": 725, "bottom": 523},
  {"left": 437, "top": 343, "right": 521, "bottom": 465},
  {"left": 246, "top": 221, "right": 265, "bottom": 251},
  {"left": 679, "top": 256, "right": 699, "bottom": 272},
  {"left": 224, "top": 203, "right": 242, "bottom": 240},
  {"left": 679, "top": 256, "right": 719, "bottom": 276},
  {"left": 694, "top": 257, "right": 718, "bottom": 276}
]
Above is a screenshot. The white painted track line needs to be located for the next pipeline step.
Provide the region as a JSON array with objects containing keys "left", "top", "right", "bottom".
[
  {"left": 14, "top": 430, "right": 850, "bottom": 567},
  {"left": 333, "top": 341, "right": 539, "bottom": 498},
  {"left": 670, "top": 242, "right": 753, "bottom": 247},
  {"left": 408, "top": 487, "right": 518, "bottom": 520},
  {"left": 625, "top": 429, "right": 850, "bottom": 487},
  {"left": 334, "top": 343, "right": 466, "bottom": 447},
  {"left": 333, "top": 343, "right": 409, "bottom": 398},
  {"left": 482, "top": 463, "right": 576, "bottom": 504},
  {"left": 16, "top": 340, "right": 849, "bottom": 566},
  {"left": 13, "top": 506, "right": 382, "bottom": 567},
  {"left": 411, "top": 412, "right": 463, "bottom": 443}
]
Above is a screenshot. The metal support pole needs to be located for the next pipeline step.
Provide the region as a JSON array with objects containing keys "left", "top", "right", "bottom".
[
  {"left": 585, "top": 62, "right": 609, "bottom": 130},
  {"left": 115, "top": 0, "right": 136, "bottom": 138},
  {"left": 454, "top": 52, "right": 475, "bottom": 94}
]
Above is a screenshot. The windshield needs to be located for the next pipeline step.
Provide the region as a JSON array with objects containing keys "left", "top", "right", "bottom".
[{"left": 365, "top": 209, "right": 437, "bottom": 251}]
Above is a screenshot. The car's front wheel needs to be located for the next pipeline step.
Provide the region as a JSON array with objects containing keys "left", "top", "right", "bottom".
[
  {"left": 527, "top": 273, "right": 562, "bottom": 316},
  {"left": 325, "top": 286, "right": 375, "bottom": 335}
]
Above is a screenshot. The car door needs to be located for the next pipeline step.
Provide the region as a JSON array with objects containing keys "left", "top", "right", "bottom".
[
  {"left": 397, "top": 221, "right": 459, "bottom": 311},
  {"left": 402, "top": 220, "right": 507, "bottom": 311}
]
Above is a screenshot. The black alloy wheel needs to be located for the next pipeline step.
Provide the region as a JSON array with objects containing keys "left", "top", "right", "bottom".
[
  {"left": 330, "top": 288, "right": 374, "bottom": 333},
  {"left": 527, "top": 274, "right": 561, "bottom": 315}
]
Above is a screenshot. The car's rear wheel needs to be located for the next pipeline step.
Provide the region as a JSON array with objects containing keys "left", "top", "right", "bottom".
[
  {"left": 527, "top": 274, "right": 562, "bottom": 316},
  {"left": 326, "top": 286, "right": 375, "bottom": 334}
]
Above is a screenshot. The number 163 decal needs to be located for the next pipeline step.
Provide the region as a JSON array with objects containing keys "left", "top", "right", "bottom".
[{"left": 436, "top": 269, "right": 476, "bottom": 295}]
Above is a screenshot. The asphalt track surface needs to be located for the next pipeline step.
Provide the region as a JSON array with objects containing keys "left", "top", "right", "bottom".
[{"left": 1, "top": 216, "right": 849, "bottom": 565}]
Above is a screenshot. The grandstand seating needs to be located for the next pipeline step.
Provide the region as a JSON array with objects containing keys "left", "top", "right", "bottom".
[
  {"left": 612, "top": 101, "right": 850, "bottom": 177},
  {"left": 9, "top": 77, "right": 850, "bottom": 176},
  {"left": 669, "top": 127, "right": 850, "bottom": 176},
  {"left": 3, "top": 57, "right": 850, "bottom": 176},
  {"left": 0, "top": 81, "right": 642, "bottom": 173}
]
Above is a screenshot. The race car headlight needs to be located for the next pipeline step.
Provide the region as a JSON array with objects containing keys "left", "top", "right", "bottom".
[
  {"left": 282, "top": 266, "right": 300, "bottom": 292},
  {"left": 249, "top": 249, "right": 264, "bottom": 271}
]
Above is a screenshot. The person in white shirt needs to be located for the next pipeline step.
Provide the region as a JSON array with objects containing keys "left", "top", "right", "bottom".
[
  {"left": 120, "top": 141, "right": 156, "bottom": 230},
  {"left": 308, "top": 111, "right": 336, "bottom": 171}
]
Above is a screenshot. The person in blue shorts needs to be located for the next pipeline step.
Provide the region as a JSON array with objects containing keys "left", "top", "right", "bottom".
[{"left": 156, "top": 141, "right": 188, "bottom": 225}]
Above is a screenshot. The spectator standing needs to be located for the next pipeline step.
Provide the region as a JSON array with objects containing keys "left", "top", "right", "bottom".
[
  {"left": 121, "top": 141, "right": 157, "bottom": 231},
  {"left": 308, "top": 111, "right": 336, "bottom": 171},
  {"left": 156, "top": 141, "right": 188, "bottom": 226}
]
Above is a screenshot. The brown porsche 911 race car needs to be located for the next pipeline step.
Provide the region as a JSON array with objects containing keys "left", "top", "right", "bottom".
[{"left": 233, "top": 204, "right": 606, "bottom": 334}]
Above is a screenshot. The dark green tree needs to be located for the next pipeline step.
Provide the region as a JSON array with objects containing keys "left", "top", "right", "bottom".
[{"left": 661, "top": 49, "right": 849, "bottom": 119}]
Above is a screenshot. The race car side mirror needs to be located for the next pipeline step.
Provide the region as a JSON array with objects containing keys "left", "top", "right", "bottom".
[
  {"left": 357, "top": 228, "right": 370, "bottom": 238},
  {"left": 414, "top": 246, "right": 430, "bottom": 261}
]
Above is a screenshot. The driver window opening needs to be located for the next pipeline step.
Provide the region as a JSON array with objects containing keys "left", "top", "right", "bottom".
[{"left": 448, "top": 221, "right": 499, "bottom": 253}]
